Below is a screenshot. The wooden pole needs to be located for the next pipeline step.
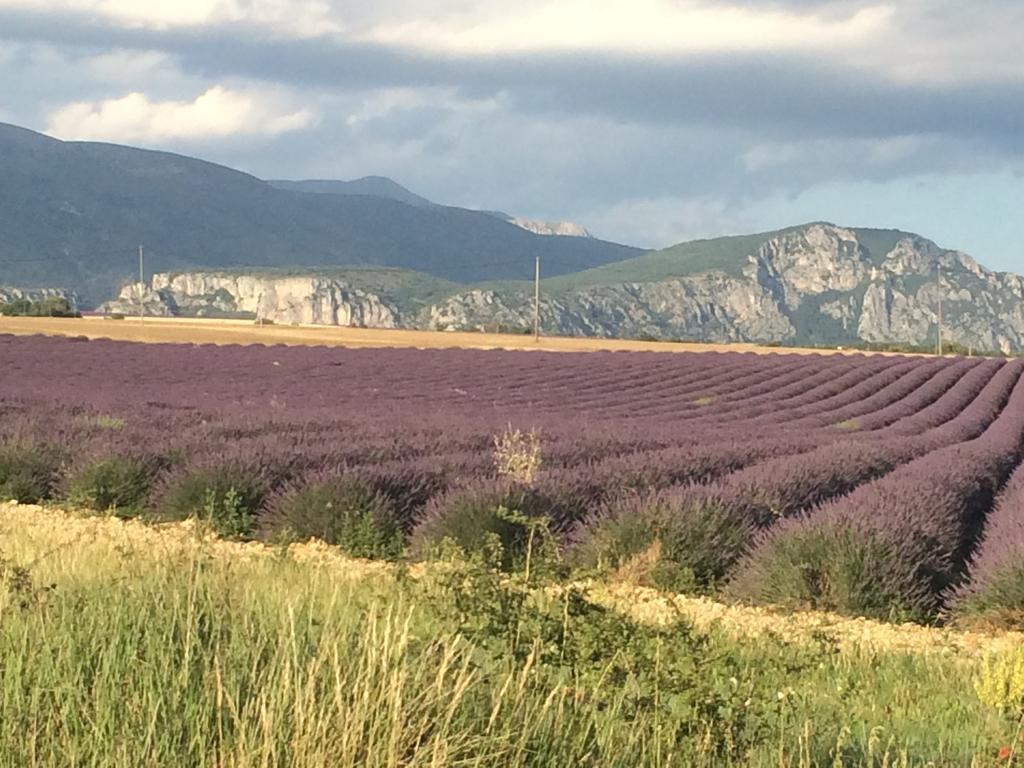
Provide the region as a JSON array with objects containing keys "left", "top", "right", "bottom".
[
  {"left": 138, "top": 245, "right": 146, "bottom": 323},
  {"left": 533, "top": 255, "right": 540, "bottom": 342}
]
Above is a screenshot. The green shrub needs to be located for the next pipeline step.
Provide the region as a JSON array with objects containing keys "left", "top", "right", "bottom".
[
  {"left": 0, "top": 296, "right": 79, "bottom": 317},
  {"left": 157, "top": 463, "right": 267, "bottom": 539},
  {"left": 0, "top": 444, "right": 61, "bottom": 503},
  {"left": 63, "top": 456, "right": 155, "bottom": 515},
  {"left": 571, "top": 491, "right": 755, "bottom": 594},
  {"left": 261, "top": 475, "right": 404, "bottom": 560}
]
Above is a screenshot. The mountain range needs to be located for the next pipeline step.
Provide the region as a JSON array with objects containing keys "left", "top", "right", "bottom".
[
  {"left": 0, "top": 122, "right": 636, "bottom": 305},
  {"left": 2, "top": 122, "right": 1023, "bottom": 353}
]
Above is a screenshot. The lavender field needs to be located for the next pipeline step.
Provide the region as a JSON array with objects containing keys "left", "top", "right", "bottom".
[{"left": 3, "top": 332, "right": 1023, "bottom": 625}]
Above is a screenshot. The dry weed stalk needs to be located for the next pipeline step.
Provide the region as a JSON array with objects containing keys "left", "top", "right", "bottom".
[
  {"left": 611, "top": 539, "right": 663, "bottom": 587},
  {"left": 493, "top": 425, "right": 542, "bottom": 485}
]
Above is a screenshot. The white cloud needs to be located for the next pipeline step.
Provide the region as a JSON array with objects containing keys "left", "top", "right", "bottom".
[
  {"left": 360, "top": 0, "right": 893, "bottom": 55},
  {"left": 583, "top": 195, "right": 754, "bottom": 250},
  {"left": 343, "top": 87, "right": 472, "bottom": 128},
  {"left": 45, "top": 86, "right": 316, "bottom": 142}
]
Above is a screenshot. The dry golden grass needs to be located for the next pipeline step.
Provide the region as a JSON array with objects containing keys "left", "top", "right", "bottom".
[
  {"left": 587, "top": 582, "right": 1024, "bottom": 659},
  {"left": 0, "top": 315, "right": 900, "bottom": 356},
  {"left": 4, "top": 501, "right": 1019, "bottom": 659}
]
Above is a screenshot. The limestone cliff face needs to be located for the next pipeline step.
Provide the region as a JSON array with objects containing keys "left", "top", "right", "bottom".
[
  {"left": 426, "top": 277, "right": 794, "bottom": 342},
  {"left": 509, "top": 218, "right": 592, "bottom": 238},
  {"left": 97, "top": 224, "right": 1024, "bottom": 353},
  {"left": 102, "top": 273, "right": 400, "bottom": 327},
  {"left": 747, "top": 225, "right": 867, "bottom": 309}
]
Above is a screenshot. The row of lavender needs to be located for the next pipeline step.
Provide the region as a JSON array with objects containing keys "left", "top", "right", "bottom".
[{"left": 1, "top": 334, "right": 1022, "bottom": 625}]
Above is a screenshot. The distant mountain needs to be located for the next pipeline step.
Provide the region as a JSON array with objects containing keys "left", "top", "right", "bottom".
[
  {"left": 102, "top": 223, "right": 1024, "bottom": 354},
  {"left": 0, "top": 123, "right": 640, "bottom": 305},
  {"left": 267, "top": 177, "right": 436, "bottom": 208},
  {"left": 430, "top": 223, "right": 1024, "bottom": 354},
  {"left": 271, "top": 180, "right": 594, "bottom": 238}
]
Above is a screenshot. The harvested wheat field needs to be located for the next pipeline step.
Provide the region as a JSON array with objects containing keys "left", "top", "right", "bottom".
[{"left": 0, "top": 314, "right": 900, "bottom": 355}]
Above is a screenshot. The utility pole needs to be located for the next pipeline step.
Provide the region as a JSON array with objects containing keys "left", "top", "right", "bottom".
[
  {"left": 533, "top": 255, "right": 540, "bottom": 342},
  {"left": 935, "top": 262, "right": 943, "bottom": 356},
  {"left": 138, "top": 244, "right": 145, "bottom": 323}
]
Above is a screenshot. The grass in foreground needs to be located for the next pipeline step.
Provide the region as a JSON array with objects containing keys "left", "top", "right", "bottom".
[{"left": 1, "top": 503, "right": 1023, "bottom": 767}]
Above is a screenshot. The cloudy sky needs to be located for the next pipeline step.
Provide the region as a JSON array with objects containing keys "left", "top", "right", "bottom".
[{"left": 1, "top": 0, "right": 1022, "bottom": 271}]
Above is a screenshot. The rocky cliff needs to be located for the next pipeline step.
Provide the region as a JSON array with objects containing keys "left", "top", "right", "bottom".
[
  {"left": 430, "top": 224, "right": 1024, "bottom": 354},
  {"left": 99, "top": 224, "right": 1024, "bottom": 353},
  {"left": 509, "top": 218, "right": 592, "bottom": 238},
  {"left": 103, "top": 273, "right": 400, "bottom": 327}
]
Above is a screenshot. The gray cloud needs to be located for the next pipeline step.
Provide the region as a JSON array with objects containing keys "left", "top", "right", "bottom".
[
  {"left": 1, "top": 2, "right": 1023, "bottom": 264},
  {"left": 3, "top": 6, "right": 1022, "bottom": 152}
]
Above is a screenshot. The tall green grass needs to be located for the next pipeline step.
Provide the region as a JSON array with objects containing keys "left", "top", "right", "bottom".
[{"left": 0, "top": 526, "right": 1021, "bottom": 766}]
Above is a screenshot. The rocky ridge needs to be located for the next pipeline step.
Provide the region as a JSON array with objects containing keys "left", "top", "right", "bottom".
[
  {"left": 104, "top": 273, "right": 401, "bottom": 327},
  {"left": 509, "top": 218, "right": 593, "bottom": 238},
  {"left": 430, "top": 224, "right": 1024, "bottom": 353},
  {"left": 100, "top": 224, "right": 1024, "bottom": 353}
]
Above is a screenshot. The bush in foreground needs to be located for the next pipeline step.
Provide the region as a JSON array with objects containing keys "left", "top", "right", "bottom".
[
  {"left": 62, "top": 455, "right": 158, "bottom": 515},
  {"left": 0, "top": 442, "right": 62, "bottom": 503},
  {"left": 949, "top": 465, "right": 1024, "bottom": 629},
  {"left": 726, "top": 523, "right": 915, "bottom": 619},
  {"left": 570, "top": 489, "right": 757, "bottom": 593},
  {"left": 155, "top": 461, "right": 269, "bottom": 539},
  {"left": 261, "top": 474, "right": 403, "bottom": 559},
  {"left": 357, "top": 460, "right": 451, "bottom": 531},
  {"left": 953, "top": 564, "right": 1024, "bottom": 631},
  {"left": 410, "top": 479, "right": 561, "bottom": 569}
]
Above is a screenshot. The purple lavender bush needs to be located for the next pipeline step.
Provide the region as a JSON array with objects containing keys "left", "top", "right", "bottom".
[
  {"left": 260, "top": 471, "right": 404, "bottom": 559},
  {"left": 949, "top": 464, "right": 1024, "bottom": 628},
  {"left": 569, "top": 487, "right": 757, "bottom": 592},
  {"left": 729, "top": 371, "right": 1024, "bottom": 621}
]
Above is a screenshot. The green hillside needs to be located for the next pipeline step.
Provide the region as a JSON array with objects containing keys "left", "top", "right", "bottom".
[
  {"left": 541, "top": 228, "right": 796, "bottom": 292},
  {"left": 0, "top": 123, "right": 640, "bottom": 305},
  {"left": 536, "top": 224, "right": 917, "bottom": 294}
]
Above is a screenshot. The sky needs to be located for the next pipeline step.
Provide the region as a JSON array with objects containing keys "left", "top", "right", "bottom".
[{"left": 1, "top": 0, "right": 1022, "bottom": 272}]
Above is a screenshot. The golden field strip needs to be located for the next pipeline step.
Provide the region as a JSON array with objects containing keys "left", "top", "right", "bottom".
[
  {"left": 4, "top": 501, "right": 1019, "bottom": 660},
  {"left": 0, "top": 315, "right": 898, "bottom": 355}
]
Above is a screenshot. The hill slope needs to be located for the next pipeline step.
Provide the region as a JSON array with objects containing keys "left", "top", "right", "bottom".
[{"left": 0, "top": 123, "right": 640, "bottom": 304}]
